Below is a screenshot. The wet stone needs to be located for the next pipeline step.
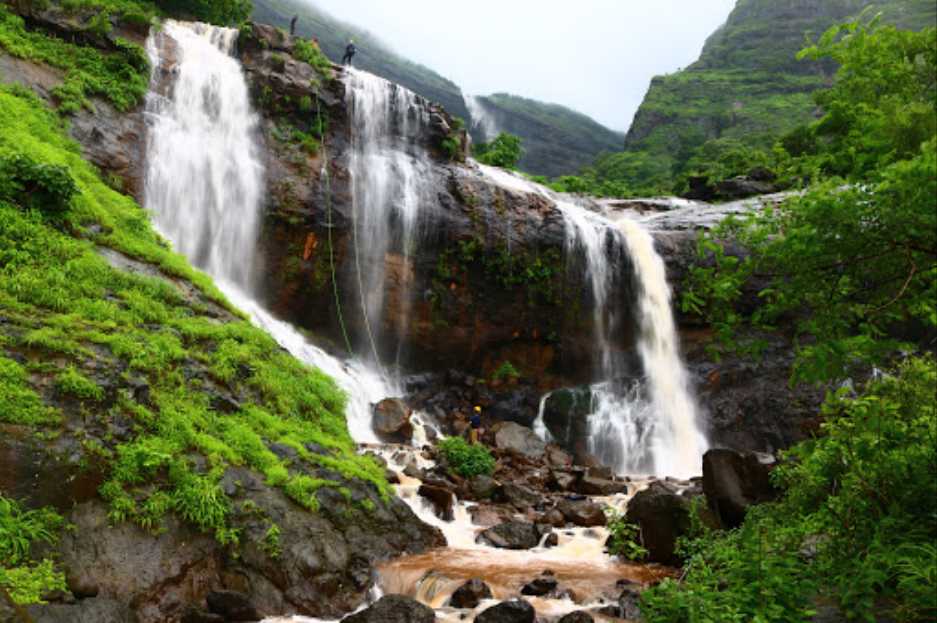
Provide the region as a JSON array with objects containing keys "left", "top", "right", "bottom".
[{"left": 449, "top": 578, "right": 493, "bottom": 609}]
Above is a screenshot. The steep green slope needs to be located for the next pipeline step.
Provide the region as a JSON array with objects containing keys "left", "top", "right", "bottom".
[
  {"left": 473, "top": 93, "right": 624, "bottom": 177},
  {"left": 601, "top": 0, "right": 937, "bottom": 192},
  {"left": 250, "top": 0, "right": 470, "bottom": 120}
]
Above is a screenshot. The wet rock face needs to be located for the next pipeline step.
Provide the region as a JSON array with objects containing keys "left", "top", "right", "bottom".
[
  {"left": 702, "top": 448, "right": 779, "bottom": 529},
  {"left": 475, "top": 599, "right": 536, "bottom": 623},
  {"left": 493, "top": 422, "right": 547, "bottom": 459},
  {"left": 556, "top": 498, "right": 607, "bottom": 528},
  {"left": 341, "top": 595, "right": 435, "bottom": 623}
]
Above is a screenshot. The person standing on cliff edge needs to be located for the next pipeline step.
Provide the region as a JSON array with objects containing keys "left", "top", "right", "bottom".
[
  {"left": 289, "top": 15, "right": 298, "bottom": 36},
  {"left": 342, "top": 40, "right": 357, "bottom": 66}
]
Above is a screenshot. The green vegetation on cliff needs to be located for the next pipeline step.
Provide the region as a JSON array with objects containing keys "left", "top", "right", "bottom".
[
  {"left": 0, "top": 78, "right": 385, "bottom": 601},
  {"left": 586, "top": 0, "right": 936, "bottom": 195}
]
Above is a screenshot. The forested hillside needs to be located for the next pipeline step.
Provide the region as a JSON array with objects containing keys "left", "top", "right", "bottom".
[
  {"left": 588, "top": 0, "right": 937, "bottom": 194},
  {"left": 470, "top": 93, "right": 624, "bottom": 177}
]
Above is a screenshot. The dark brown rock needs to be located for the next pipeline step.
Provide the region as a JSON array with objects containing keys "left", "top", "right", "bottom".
[
  {"left": 342, "top": 595, "right": 435, "bottom": 623},
  {"left": 476, "top": 600, "right": 536, "bottom": 623},
  {"left": 702, "top": 448, "right": 779, "bottom": 529},
  {"left": 558, "top": 612, "right": 594, "bottom": 623},
  {"left": 556, "top": 498, "right": 606, "bottom": 527},
  {"left": 449, "top": 578, "right": 493, "bottom": 609},
  {"left": 477, "top": 521, "right": 542, "bottom": 550},
  {"left": 418, "top": 483, "right": 454, "bottom": 521},
  {"left": 577, "top": 476, "right": 628, "bottom": 496},
  {"left": 625, "top": 481, "right": 693, "bottom": 565},
  {"left": 205, "top": 590, "right": 258, "bottom": 621},
  {"left": 520, "top": 575, "right": 558, "bottom": 596},
  {"left": 372, "top": 398, "right": 413, "bottom": 443}
]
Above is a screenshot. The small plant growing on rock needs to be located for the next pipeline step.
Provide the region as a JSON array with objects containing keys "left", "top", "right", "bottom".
[
  {"left": 606, "top": 510, "right": 648, "bottom": 562},
  {"left": 491, "top": 360, "right": 520, "bottom": 383},
  {"left": 439, "top": 437, "right": 495, "bottom": 478}
]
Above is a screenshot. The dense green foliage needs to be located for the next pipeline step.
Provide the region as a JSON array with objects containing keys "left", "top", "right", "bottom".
[
  {"left": 439, "top": 437, "right": 496, "bottom": 478},
  {"left": 643, "top": 357, "right": 937, "bottom": 622},
  {"left": 292, "top": 37, "right": 333, "bottom": 76},
  {"left": 0, "top": 496, "right": 66, "bottom": 604},
  {"left": 474, "top": 132, "right": 523, "bottom": 169},
  {"left": 154, "top": 0, "right": 249, "bottom": 25},
  {"left": 605, "top": 511, "right": 649, "bottom": 562},
  {"left": 0, "top": 5, "right": 149, "bottom": 113},
  {"left": 0, "top": 84, "right": 387, "bottom": 547},
  {"left": 683, "top": 22, "right": 936, "bottom": 383}
]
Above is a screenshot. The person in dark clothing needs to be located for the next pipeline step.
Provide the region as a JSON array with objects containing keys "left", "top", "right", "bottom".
[
  {"left": 341, "top": 40, "right": 356, "bottom": 65},
  {"left": 289, "top": 15, "right": 298, "bottom": 36},
  {"left": 469, "top": 405, "right": 482, "bottom": 445}
]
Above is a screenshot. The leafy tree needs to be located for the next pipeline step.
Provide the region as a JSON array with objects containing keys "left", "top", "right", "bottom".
[
  {"left": 642, "top": 356, "right": 937, "bottom": 623},
  {"left": 474, "top": 132, "right": 523, "bottom": 169},
  {"left": 683, "top": 20, "right": 937, "bottom": 384}
]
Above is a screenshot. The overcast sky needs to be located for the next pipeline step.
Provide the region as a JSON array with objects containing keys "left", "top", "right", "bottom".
[{"left": 301, "top": 0, "right": 737, "bottom": 131}]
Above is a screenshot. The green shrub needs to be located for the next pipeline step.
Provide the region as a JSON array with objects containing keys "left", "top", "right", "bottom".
[
  {"left": 0, "top": 496, "right": 65, "bottom": 605},
  {"left": 439, "top": 437, "right": 495, "bottom": 478},
  {"left": 0, "top": 152, "right": 77, "bottom": 214},
  {"left": 605, "top": 511, "right": 648, "bottom": 562},
  {"left": 474, "top": 132, "right": 522, "bottom": 169},
  {"left": 293, "top": 38, "right": 333, "bottom": 76},
  {"left": 55, "top": 365, "right": 104, "bottom": 400},
  {"left": 491, "top": 360, "right": 520, "bottom": 382}
]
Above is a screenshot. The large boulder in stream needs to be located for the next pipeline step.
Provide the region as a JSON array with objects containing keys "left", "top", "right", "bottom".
[
  {"left": 556, "top": 498, "right": 607, "bottom": 527},
  {"left": 475, "top": 599, "right": 537, "bottom": 623},
  {"left": 341, "top": 595, "right": 435, "bottom": 623},
  {"left": 702, "top": 448, "right": 779, "bottom": 528},
  {"left": 449, "top": 578, "right": 494, "bottom": 608},
  {"left": 625, "top": 481, "right": 700, "bottom": 565},
  {"left": 493, "top": 422, "right": 547, "bottom": 459},
  {"left": 477, "top": 520, "right": 547, "bottom": 550},
  {"left": 372, "top": 398, "right": 413, "bottom": 443}
]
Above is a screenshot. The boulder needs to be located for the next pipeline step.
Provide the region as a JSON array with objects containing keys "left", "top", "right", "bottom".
[
  {"left": 520, "top": 575, "right": 558, "bottom": 597},
  {"left": 341, "top": 595, "right": 435, "bottom": 623},
  {"left": 625, "top": 481, "right": 693, "bottom": 565},
  {"left": 468, "top": 474, "right": 500, "bottom": 500},
  {"left": 449, "top": 578, "right": 493, "bottom": 609},
  {"left": 372, "top": 399, "right": 413, "bottom": 443},
  {"left": 498, "top": 482, "right": 542, "bottom": 510},
  {"left": 556, "top": 498, "right": 606, "bottom": 527},
  {"left": 205, "top": 590, "right": 259, "bottom": 621},
  {"left": 493, "top": 422, "right": 546, "bottom": 459},
  {"left": 477, "top": 521, "right": 543, "bottom": 550},
  {"left": 24, "top": 599, "right": 137, "bottom": 623},
  {"left": 702, "top": 448, "right": 778, "bottom": 529},
  {"left": 577, "top": 476, "right": 628, "bottom": 496},
  {"left": 548, "top": 470, "right": 578, "bottom": 492},
  {"left": 475, "top": 599, "right": 536, "bottom": 623},
  {"left": 558, "top": 613, "right": 594, "bottom": 623},
  {"left": 417, "top": 484, "right": 454, "bottom": 521},
  {"left": 597, "top": 584, "right": 642, "bottom": 620}
]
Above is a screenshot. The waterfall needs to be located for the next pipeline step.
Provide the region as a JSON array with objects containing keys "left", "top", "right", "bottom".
[
  {"left": 480, "top": 166, "right": 706, "bottom": 478},
  {"left": 344, "top": 68, "right": 433, "bottom": 370},
  {"left": 144, "top": 21, "right": 390, "bottom": 444},
  {"left": 464, "top": 94, "right": 498, "bottom": 141}
]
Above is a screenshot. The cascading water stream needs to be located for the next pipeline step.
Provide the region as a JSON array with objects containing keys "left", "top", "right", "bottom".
[
  {"left": 344, "top": 68, "right": 433, "bottom": 371},
  {"left": 144, "top": 21, "right": 392, "bottom": 444},
  {"left": 464, "top": 94, "right": 498, "bottom": 141},
  {"left": 480, "top": 165, "right": 707, "bottom": 478}
]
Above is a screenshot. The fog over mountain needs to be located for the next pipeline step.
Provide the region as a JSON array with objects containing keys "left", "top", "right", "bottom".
[{"left": 296, "top": 0, "right": 737, "bottom": 131}]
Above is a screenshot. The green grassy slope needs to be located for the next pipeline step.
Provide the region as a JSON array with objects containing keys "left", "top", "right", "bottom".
[
  {"left": 476, "top": 93, "right": 624, "bottom": 178},
  {"left": 0, "top": 2, "right": 387, "bottom": 599},
  {"left": 602, "top": 0, "right": 937, "bottom": 192}
]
